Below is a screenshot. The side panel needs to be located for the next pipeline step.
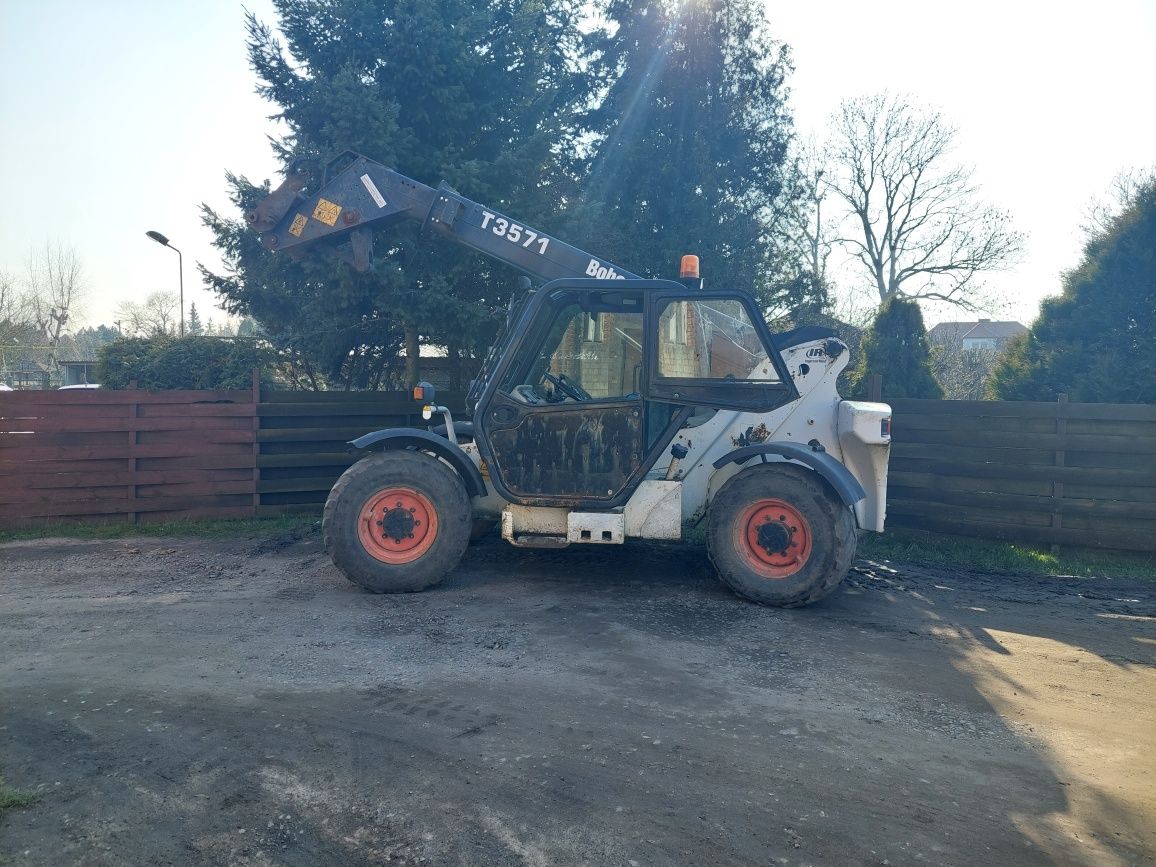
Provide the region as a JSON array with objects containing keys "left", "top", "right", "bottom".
[
  {"left": 837, "top": 400, "right": 892, "bottom": 532},
  {"left": 624, "top": 480, "right": 682, "bottom": 539}
]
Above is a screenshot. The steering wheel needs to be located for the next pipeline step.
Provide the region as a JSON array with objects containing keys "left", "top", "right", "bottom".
[{"left": 543, "top": 372, "right": 591, "bottom": 401}]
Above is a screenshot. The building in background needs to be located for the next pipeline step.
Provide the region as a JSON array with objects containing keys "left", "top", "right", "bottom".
[{"left": 927, "top": 319, "right": 1028, "bottom": 400}]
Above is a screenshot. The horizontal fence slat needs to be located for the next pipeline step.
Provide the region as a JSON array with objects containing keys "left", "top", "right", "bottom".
[
  {"left": 889, "top": 398, "right": 1156, "bottom": 422},
  {"left": 256, "top": 427, "right": 384, "bottom": 443},
  {"left": 0, "top": 467, "right": 253, "bottom": 493},
  {"left": 889, "top": 485, "right": 1156, "bottom": 520},
  {"left": 893, "top": 417, "right": 1156, "bottom": 440},
  {"left": 258, "top": 390, "right": 464, "bottom": 405},
  {"left": 0, "top": 479, "right": 256, "bottom": 506},
  {"left": 889, "top": 469, "right": 1052, "bottom": 497},
  {"left": 258, "top": 416, "right": 417, "bottom": 431},
  {"left": 4, "top": 505, "right": 260, "bottom": 529},
  {"left": 888, "top": 456, "right": 1156, "bottom": 487},
  {"left": 258, "top": 403, "right": 420, "bottom": 417},
  {"left": 891, "top": 442, "right": 1059, "bottom": 466},
  {"left": 0, "top": 493, "right": 255, "bottom": 520},
  {"left": 0, "top": 415, "right": 254, "bottom": 434},
  {"left": 889, "top": 398, "right": 1063, "bottom": 419},
  {"left": 0, "top": 430, "right": 255, "bottom": 451},
  {"left": 892, "top": 428, "right": 1156, "bottom": 456},
  {"left": 256, "top": 452, "right": 356, "bottom": 469},
  {"left": 0, "top": 389, "right": 251, "bottom": 405},
  {"left": 4, "top": 443, "right": 254, "bottom": 463},
  {"left": 256, "top": 476, "right": 344, "bottom": 494}
]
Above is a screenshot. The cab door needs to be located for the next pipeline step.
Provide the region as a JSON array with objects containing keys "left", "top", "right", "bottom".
[{"left": 474, "top": 283, "right": 662, "bottom": 507}]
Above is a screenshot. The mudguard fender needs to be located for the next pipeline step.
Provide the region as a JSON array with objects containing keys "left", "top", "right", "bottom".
[
  {"left": 711, "top": 441, "right": 865, "bottom": 506},
  {"left": 350, "top": 428, "right": 487, "bottom": 497}
]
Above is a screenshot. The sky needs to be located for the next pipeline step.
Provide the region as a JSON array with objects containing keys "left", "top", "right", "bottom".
[{"left": 1, "top": 0, "right": 1154, "bottom": 331}]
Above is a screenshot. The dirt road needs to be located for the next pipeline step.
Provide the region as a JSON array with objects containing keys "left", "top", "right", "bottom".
[{"left": 2, "top": 529, "right": 1154, "bottom": 866}]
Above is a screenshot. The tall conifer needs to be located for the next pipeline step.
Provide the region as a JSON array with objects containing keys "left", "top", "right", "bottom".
[
  {"left": 202, "top": 0, "right": 589, "bottom": 387},
  {"left": 576, "top": 0, "right": 799, "bottom": 300}
]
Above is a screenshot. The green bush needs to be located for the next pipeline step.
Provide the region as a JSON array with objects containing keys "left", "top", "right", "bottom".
[{"left": 98, "top": 335, "right": 274, "bottom": 390}]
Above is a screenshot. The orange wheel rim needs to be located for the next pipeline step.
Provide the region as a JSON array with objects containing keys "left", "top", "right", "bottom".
[
  {"left": 356, "top": 487, "right": 438, "bottom": 564},
  {"left": 734, "top": 498, "right": 812, "bottom": 579}
]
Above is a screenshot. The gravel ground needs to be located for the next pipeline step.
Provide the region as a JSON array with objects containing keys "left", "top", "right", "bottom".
[{"left": 1, "top": 528, "right": 1154, "bottom": 866}]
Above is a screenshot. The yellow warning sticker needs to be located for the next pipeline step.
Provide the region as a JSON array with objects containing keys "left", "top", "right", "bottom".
[
  {"left": 313, "top": 198, "right": 342, "bottom": 226},
  {"left": 288, "top": 214, "right": 308, "bottom": 237}
]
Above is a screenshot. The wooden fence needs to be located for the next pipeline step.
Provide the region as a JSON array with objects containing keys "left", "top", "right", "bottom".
[
  {"left": 3, "top": 385, "right": 1154, "bottom": 552},
  {"left": 254, "top": 391, "right": 462, "bottom": 515},
  {"left": 887, "top": 397, "right": 1156, "bottom": 552},
  {"left": 0, "top": 383, "right": 259, "bottom": 526}
]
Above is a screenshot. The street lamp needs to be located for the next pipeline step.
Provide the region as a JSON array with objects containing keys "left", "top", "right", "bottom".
[{"left": 145, "top": 230, "right": 184, "bottom": 336}]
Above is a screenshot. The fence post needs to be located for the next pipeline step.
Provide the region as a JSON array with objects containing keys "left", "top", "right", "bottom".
[
  {"left": 251, "top": 368, "right": 261, "bottom": 517},
  {"left": 867, "top": 374, "right": 883, "bottom": 402},
  {"left": 127, "top": 379, "right": 139, "bottom": 524},
  {"left": 1050, "top": 393, "right": 1069, "bottom": 554}
]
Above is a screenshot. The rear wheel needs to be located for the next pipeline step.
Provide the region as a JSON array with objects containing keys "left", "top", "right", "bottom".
[
  {"left": 707, "top": 463, "right": 856, "bottom": 607},
  {"left": 323, "top": 450, "right": 472, "bottom": 593}
]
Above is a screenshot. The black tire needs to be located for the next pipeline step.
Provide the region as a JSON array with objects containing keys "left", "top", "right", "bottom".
[
  {"left": 706, "top": 462, "right": 856, "bottom": 607},
  {"left": 323, "top": 450, "right": 472, "bottom": 593}
]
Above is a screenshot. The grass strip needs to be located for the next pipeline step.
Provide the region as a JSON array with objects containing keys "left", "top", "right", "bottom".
[
  {"left": 859, "top": 527, "right": 1156, "bottom": 581},
  {"left": 0, "top": 776, "right": 38, "bottom": 814}
]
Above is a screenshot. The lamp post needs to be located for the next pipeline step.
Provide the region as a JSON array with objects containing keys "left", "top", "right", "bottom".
[{"left": 145, "top": 230, "right": 184, "bottom": 336}]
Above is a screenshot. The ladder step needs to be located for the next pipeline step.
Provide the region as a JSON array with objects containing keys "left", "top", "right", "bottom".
[{"left": 509, "top": 534, "right": 570, "bottom": 549}]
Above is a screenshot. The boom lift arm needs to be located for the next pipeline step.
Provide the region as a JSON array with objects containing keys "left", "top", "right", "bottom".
[{"left": 247, "top": 151, "right": 638, "bottom": 283}]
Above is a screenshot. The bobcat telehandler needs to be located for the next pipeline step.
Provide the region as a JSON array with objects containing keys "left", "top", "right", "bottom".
[{"left": 248, "top": 151, "right": 892, "bottom": 607}]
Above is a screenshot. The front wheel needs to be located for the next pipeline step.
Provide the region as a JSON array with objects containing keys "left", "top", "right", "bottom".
[
  {"left": 323, "top": 450, "right": 472, "bottom": 593},
  {"left": 707, "top": 463, "right": 856, "bottom": 607}
]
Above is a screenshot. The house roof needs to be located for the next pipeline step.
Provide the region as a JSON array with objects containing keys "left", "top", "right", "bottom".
[
  {"left": 964, "top": 320, "right": 1028, "bottom": 340},
  {"left": 929, "top": 319, "right": 1027, "bottom": 343}
]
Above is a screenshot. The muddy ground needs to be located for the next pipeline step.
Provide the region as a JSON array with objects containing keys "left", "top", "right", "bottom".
[{"left": 1, "top": 528, "right": 1154, "bottom": 866}]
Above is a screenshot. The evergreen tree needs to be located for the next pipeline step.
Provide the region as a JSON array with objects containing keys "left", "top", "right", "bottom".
[
  {"left": 187, "top": 303, "right": 203, "bottom": 336},
  {"left": 575, "top": 0, "right": 799, "bottom": 301},
  {"left": 202, "top": 0, "right": 590, "bottom": 387},
  {"left": 850, "top": 297, "right": 943, "bottom": 399},
  {"left": 990, "top": 177, "right": 1156, "bottom": 403}
]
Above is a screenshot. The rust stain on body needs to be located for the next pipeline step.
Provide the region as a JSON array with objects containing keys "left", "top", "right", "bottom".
[{"left": 732, "top": 423, "right": 770, "bottom": 448}]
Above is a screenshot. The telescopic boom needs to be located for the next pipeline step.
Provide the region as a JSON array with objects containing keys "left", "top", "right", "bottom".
[{"left": 247, "top": 151, "right": 638, "bottom": 283}]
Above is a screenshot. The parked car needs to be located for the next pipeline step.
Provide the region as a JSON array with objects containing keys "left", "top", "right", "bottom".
[{"left": 58, "top": 384, "right": 102, "bottom": 389}]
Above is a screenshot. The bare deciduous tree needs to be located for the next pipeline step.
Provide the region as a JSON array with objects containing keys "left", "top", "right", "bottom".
[
  {"left": 789, "top": 145, "right": 838, "bottom": 292},
  {"left": 929, "top": 334, "right": 1002, "bottom": 400},
  {"left": 116, "top": 291, "right": 180, "bottom": 337},
  {"left": 0, "top": 271, "right": 20, "bottom": 323},
  {"left": 824, "top": 93, "right": 1023, "bottom": 309},
  {"left": 24, "top": 242, "right": 87, "bottom": 369}
]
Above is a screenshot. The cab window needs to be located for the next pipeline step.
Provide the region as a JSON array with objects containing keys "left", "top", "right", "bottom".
[
  {"left": 501, "top": 292, "right": 645, "bottom": 402},
  {"left": 656, "top": 298, "right": 780, "bottom": 382}
]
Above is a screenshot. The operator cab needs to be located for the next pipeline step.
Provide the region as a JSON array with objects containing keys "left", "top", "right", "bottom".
[{"left": 472, "top": 278, "right": 798, "bottom": 508}]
